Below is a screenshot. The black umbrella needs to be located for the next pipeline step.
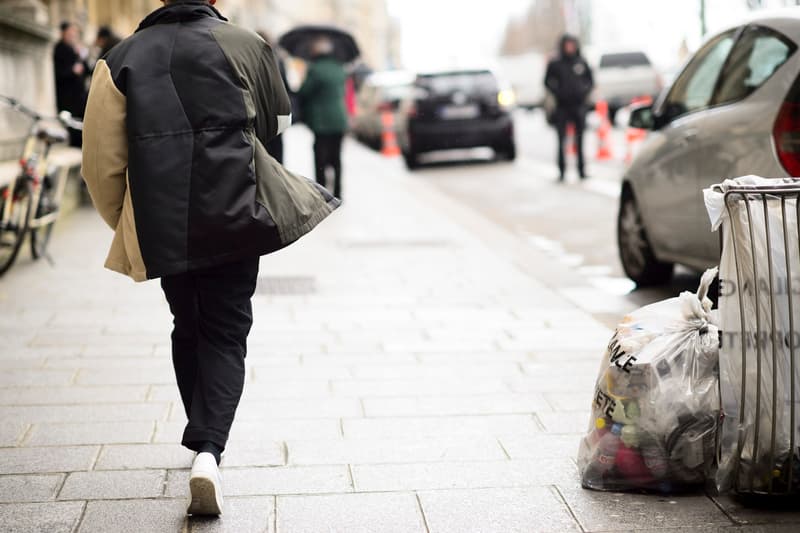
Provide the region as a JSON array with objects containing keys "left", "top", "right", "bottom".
[{"left": 278, "top": 25, "right": 360, "bottom": 63}]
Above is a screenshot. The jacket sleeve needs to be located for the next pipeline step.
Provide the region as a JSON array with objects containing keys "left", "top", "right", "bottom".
[
  {"left": 254, "top": 43, "right": 292, "bottom": 144},
  {"left": 544, "top": 61, "right": 558, "bottom": 93},
  {"left": 583, "top": 61, "right": 595, "bottom": 96},
  {"left": 54, "top": 44, "right": 77, "bottom": 82},
  {"left": 81, "top": 59, "right": 128, "bottom": 230}
]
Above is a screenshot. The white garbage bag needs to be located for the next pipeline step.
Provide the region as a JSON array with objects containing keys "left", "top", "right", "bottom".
[
  {"left": 578, "top": 268, "right": 720, "bottom": 492},
  {"left": 705, "top": 176, "right": 800, "bottom": 495}
]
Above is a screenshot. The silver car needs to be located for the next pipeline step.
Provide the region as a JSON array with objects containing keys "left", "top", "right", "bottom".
[
  {"left": 593, "top": 50, "right": 662, "bottom": 124},
  {"left": 618, "top": 12, "right": 800, "bottom": 286}
]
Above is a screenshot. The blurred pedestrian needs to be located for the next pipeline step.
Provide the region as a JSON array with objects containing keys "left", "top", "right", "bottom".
[
  {"left": 81, "top": 0, "right": 338, "bottom": 517},
  {"left": 297, "top": 37, "right": 348, "bottom": 199},
  {"left": 544, "top": 34, "right": 594, "bottom": 181},
  {"left": 53, "top": 21, "right": 89, "bottom": 147},
  {"left": 257, "top": 31, "right": 290, "bottom": 163},
  {"left": 95, "top": 26, "right": 122, "bottom": 58}
]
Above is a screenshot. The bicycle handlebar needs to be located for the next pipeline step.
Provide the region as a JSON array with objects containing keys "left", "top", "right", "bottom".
[
  {"left": 0, "top": 94, "right": 83, "bottom": 131},
  {"left": 0, "top": 94, "right": 42, "bottom": 121}
]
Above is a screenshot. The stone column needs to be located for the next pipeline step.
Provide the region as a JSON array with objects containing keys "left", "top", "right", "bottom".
[{"left": 0, "top": 1, "right": 55, "bottom": 161}]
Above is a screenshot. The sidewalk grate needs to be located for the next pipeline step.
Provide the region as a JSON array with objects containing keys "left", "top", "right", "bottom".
[{"left": 256, "top": 276, "right": 317, "bottom": 295}]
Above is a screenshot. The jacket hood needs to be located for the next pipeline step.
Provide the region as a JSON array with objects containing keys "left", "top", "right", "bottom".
[
  {"left": 559, "top": 34, "right": 581, "bottom": 58},
  {"left": 137, "top": 1, "right": 226, "bottom": 32}
]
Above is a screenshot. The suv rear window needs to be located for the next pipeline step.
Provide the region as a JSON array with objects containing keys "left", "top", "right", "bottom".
[
  {"left": 416, "top": 71, "right": 498, "bottom": 95},
  {"left": 599, "top": 52, "right": 651, "bottom": 68}
]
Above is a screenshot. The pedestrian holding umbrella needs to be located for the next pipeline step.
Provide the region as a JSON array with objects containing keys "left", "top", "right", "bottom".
[{"left": 280, "top": 27, "right": 360, "bottom": 200}]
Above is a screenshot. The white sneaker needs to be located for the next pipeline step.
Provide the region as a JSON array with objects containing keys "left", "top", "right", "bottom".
[{"left": 187, "top": 452, "right": 223, "bottom": 516}]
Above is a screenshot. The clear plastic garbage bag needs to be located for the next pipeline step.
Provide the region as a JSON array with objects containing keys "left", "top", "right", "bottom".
[
  {"left": 578, "top": 268, "right": 720, "bottom": 492},
  {"left": 705, "top": 176, "right": 800, "bottom": 495}
]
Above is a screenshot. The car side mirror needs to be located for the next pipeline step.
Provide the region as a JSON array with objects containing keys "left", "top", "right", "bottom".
[{"left": 629, "top": 104, "right": 655, "bottom": 130}]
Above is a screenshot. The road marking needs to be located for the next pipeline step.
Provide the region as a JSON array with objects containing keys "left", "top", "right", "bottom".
[
  {"left": 579, "top": 178, "right": 621, "bottom": 199},
  {"left": 516, "top": 156, "right": 621, "bottom": 199}
]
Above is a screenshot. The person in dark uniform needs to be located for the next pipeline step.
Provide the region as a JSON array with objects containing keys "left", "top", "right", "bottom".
[
  {"left": 544, "top": 34, "right": 594, "bottom": 181},
  {"left": 53, "top": 21, "right": 89, "bottom": 147}
]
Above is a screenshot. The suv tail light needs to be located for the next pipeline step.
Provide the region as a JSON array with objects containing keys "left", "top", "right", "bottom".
[{"left": 774, "top": 76, "right": 800, "bottom": 176}]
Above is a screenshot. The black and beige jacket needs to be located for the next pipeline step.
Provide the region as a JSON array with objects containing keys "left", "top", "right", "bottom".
[{"left": 82, "top": 2, "right": 339, "bottom": 281}]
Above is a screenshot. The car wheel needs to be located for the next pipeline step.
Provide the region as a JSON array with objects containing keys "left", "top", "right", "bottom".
[
  {"left": 495, "top": 141, "right": 516, "bottom": 161},
  {"left": 403, "top": 150, "right": 420, "bottom": 170},
  {"left": 617, "top": 189, "right": 673, "bottom": 286}
]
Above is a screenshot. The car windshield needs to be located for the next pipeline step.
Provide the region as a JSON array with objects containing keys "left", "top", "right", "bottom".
[
  {"left": 416, "top": 72, "right": 498, "bottom": 95},
  {"left": 599, "top": 52, "right": 651, "bottom": 68}
]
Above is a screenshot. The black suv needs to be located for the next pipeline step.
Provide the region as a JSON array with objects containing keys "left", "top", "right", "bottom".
[{"left": 397, "top": 70, "right": 516, "bottom": 169}]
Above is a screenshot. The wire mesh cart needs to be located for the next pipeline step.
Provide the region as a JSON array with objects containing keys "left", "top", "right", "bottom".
[{"left": 714, "top": 180, "right": 800, "bottom": 496}]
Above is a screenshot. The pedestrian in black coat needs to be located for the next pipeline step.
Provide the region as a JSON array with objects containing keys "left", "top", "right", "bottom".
[
  {"left": 96, "top": 26, "right": 122, "bottom": 58},
  {"left": 544, "top": 34, "right": 594, "bottom": 181},
  {"left": 53, "top": 22, "right": 89, "bottom": 147}
]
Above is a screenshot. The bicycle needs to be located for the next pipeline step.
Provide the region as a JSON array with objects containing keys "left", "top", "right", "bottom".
[{"left": 0, "top": 95, "right": 83, "bottom": 276}]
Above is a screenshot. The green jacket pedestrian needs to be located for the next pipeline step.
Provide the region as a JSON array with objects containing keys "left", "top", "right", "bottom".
[{"left": 298, "top": 38, "right": 348, "bottom": 198}]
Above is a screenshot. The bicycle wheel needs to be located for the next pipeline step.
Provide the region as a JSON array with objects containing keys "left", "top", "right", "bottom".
[
  {"left": 0, "top": 179, "right": 33, "bottom": 276},
  {"left": 30, "top": 219, "right": 55, "bottom": 260}
]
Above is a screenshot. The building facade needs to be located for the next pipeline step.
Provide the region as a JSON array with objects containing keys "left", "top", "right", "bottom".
[{"left": 0, "top": 0, "right": 399, "bottom": 129}]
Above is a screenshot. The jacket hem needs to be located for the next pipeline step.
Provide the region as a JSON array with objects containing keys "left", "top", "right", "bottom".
[
  {"left": 277, "top": 197, "right": 340, "bottom": 244},
  {"left": 104, "top": 259, "right": 148, "bottom": 282},
  {"left": 143, "top": 196, "right": 339, "bottom": 280}
]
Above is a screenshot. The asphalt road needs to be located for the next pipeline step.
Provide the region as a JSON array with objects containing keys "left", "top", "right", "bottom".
[{"left": 398, "top": 109, "right": 708, "bottom": 328}]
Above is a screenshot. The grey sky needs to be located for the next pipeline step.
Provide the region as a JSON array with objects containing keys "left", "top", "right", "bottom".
[
  {"left": 386, "top": 0, "right": 531, "bottom": 71},
  {"left": 387, "top": 0, "right": 797, "bottom": 73}
]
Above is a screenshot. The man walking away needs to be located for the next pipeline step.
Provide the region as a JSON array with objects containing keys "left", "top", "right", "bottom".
[
  {"left": 81, "top": 0, "right": 339, "bottom": 517},
  {"left": 298, "top": 38, "right": 348, "bottom": 199},
  {"left": 53, "top": 21, "right": 89, "bottom": 147},
  {"left": 544, "top": 34, "right": 594, "bottom": 181}
]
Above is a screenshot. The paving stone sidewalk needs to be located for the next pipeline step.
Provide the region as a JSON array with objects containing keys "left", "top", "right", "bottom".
[{"left": 0, "top": 128, "right": 796, "bottom": 532}]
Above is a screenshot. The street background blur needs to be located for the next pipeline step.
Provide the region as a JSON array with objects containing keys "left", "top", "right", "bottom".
[{"left": 5, "top": 0, "right": 800, "bottom": 531}]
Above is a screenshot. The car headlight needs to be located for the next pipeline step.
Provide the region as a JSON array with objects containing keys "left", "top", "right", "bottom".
[{"left": 498, "top": 89, "right": 516, "bottom": 108}]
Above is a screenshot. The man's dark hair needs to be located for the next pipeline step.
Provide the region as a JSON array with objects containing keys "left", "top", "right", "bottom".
[
  {"left": 97, "top": 26, "right": 113, "bottom": 39},
  {"left": 60, "top": 21, "right": 72, "bottom": 33}
]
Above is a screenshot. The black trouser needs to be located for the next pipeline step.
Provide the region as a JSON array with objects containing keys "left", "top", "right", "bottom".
[
  {"left": 160, "top": 256, "right": 260, "bottom": 453},
  {"left": 313, "top": 133, "right": 343, "bottom": 198},
  {"left": 555, "top": 106, "right": 586, "bottom": 178}
]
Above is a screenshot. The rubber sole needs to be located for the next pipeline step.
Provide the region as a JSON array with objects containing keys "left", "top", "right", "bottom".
[{"left": 187, "top": 474, "right": 223, "bottom": 516}]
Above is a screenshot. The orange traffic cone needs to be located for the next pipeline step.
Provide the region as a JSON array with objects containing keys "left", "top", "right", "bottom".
[
  {"left": 566, "top": 123, "right": 577, "bottom": 155},
  {"left": 625, "top": 127, "right": 647, "bottom": 164},
  {"left": 381, "top": 110, "right": 401, "bottom": 157},
  {"left": 595, "top": 100, "right": 613, "bottom": 161},
  {"left": 624, "top": 96, "right": 652, "bottom": 164}
]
